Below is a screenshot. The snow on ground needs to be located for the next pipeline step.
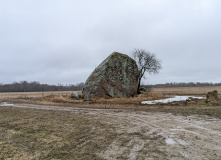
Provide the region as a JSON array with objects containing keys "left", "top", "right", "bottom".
[
  {"left": 0, "top": 102, "right": 14, "bottom": 106},
  {"left": 142, "top": 96, "right": 205, "bottom": 104}
]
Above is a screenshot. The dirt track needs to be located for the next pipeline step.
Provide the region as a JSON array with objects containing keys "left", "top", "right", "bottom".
[{"left": 7, "top": 103, "right": 221, "bottom": 159}]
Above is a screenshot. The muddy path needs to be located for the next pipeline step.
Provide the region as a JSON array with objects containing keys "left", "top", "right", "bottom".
[{"left": 7, "top": 103, "right": 221, "bottom": 159}]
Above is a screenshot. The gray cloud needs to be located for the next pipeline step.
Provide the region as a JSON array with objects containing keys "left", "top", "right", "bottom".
[{"left": 0, "top": 0, "right": 221, "bottom": 84}]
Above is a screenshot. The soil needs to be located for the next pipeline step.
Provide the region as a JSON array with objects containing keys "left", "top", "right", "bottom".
[
  {"left": 1, "top": 89, "right": 221, "bottom": 159},
  {"left": 6, "top": 103, "right": 221, "bottom": 160}
]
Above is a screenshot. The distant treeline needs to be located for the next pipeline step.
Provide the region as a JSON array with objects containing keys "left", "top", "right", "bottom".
[
  {"left": 147, "top": 82, "right": 221, "bottom": 88},
  {"left": 1, "top": 81, "right": 221, "bottom": 92},
  {"left": 0, "top": 81, "right": 84, "bottom": 92}
]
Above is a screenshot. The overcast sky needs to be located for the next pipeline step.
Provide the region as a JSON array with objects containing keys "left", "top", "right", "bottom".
[{"left": 1, "top": 0, "right": 221, "bottom": 85}]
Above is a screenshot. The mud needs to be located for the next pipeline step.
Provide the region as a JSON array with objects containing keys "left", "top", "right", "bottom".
[{"left": 8, "top": 104, "right": 221, "bottom": 159}]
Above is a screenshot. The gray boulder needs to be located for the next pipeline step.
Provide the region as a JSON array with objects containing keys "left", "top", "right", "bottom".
[
  {"left": 71, "top": 92, "right": 81, "bottom": 98},
  {"left": 82, "top": 52, "right": 139, "bottom": 99},
  {"left": 206, "top": 90, "right": 220, "bottom": 101}
]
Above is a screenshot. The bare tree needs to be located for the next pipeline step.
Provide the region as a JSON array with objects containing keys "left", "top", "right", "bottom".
[{"left": 132, "top": 49, "right": 162, "bottom": 94}]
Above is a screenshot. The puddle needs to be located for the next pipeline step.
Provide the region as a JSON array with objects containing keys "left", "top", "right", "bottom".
[
  {"left": 142, "top": 96, "right": 205, "bottom": 104},
  {"left": 0, "top": 102, "right": 14, "bottom": 106}
]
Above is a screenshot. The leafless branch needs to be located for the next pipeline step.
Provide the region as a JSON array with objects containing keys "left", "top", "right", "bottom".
[{"left": 132, "top": 49, "right": 162, "bottom": 93}]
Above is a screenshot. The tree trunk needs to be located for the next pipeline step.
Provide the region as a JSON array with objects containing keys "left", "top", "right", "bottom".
[{"left": 137, "top": 77, "right": 141, "bottom": 94}]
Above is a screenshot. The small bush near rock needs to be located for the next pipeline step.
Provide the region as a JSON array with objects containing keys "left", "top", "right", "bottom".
[{"left": 138, "top": 87, "right": 147, "bottom": 94}]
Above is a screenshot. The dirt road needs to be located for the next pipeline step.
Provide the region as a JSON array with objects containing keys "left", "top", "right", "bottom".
[{"left": 7, "top": 103, "right": 221, "bottom": 159}]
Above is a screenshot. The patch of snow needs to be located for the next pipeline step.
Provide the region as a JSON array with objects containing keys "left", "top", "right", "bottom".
[
  {"left": 0, "top": 102, "right": 14, "bottom": 106},
  {"left": 165, "top": 138, "right": 176, "bottom": 145},
  {"left": 177, "top": 139, "right": 188, "bottom": 146},
  {"left": 142, "top": 96, "right": 205, "bottom": 104}
]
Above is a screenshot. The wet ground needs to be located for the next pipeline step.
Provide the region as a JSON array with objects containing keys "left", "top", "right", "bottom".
[{"left": 6, "top": 103, "right": 221, "bottom": 160}]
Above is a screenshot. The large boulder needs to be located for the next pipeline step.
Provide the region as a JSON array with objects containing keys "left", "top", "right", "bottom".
[{"left": 82, "top": 52, "right": 139, "bottom": 99}]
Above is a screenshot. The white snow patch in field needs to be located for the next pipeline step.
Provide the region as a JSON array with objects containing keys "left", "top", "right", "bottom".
[
  {"left": 142, "top": 96, "right": 204, "bottom": 104},
  {"left": 165, "top": 138, "right": 176, "bottom": 145},
  {"left": 177, "top": 139, "right": 188, "bottom": 146},
  {"left": 0, "top": 102, "right": 14, "bottom": 106}
]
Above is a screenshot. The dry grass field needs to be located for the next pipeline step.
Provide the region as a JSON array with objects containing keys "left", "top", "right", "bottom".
[
  {"left": 0, "top": 107, "right": 116, "bottom": 160},
  {"left": 1, "top": 86, "right": 219, "bottom": 103},
  {"left": 0, "top": 87, "right": 221, "bottom": 159},
  {"left": 153, "top": 86, "right": 221, "bottom": 96},
  {"left": 0, "top": 91, "right": 76, "bottom": 100}
]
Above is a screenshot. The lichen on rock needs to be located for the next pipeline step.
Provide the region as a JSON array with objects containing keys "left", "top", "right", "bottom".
[{"left": 82, "top": 52, "right": 139, "bottom": 99}]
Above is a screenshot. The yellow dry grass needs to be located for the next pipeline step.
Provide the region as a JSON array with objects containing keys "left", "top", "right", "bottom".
[
  {"left": 91, "top": 92, "right": 166, "bottom": 104},
  {"left": 41, "top": 94, "right": 83, "bottom": 104},
  {"left": 0, "top": 91, "right": 80, "bottom": 100},
  {"left": 0, "top": 107, "right": 116, "bottom": 159},
  {"left": 0, "top": 91, "right": 83, "bottom": 106},
  {"left": 0, "top": 90, "right": 166, "bottom": 105},
  {"left": 1, "top": 86, "right": 221, "bottom": 105},
  {"left": 153, "top": 86, "right": 221, "bottom": 96}
]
